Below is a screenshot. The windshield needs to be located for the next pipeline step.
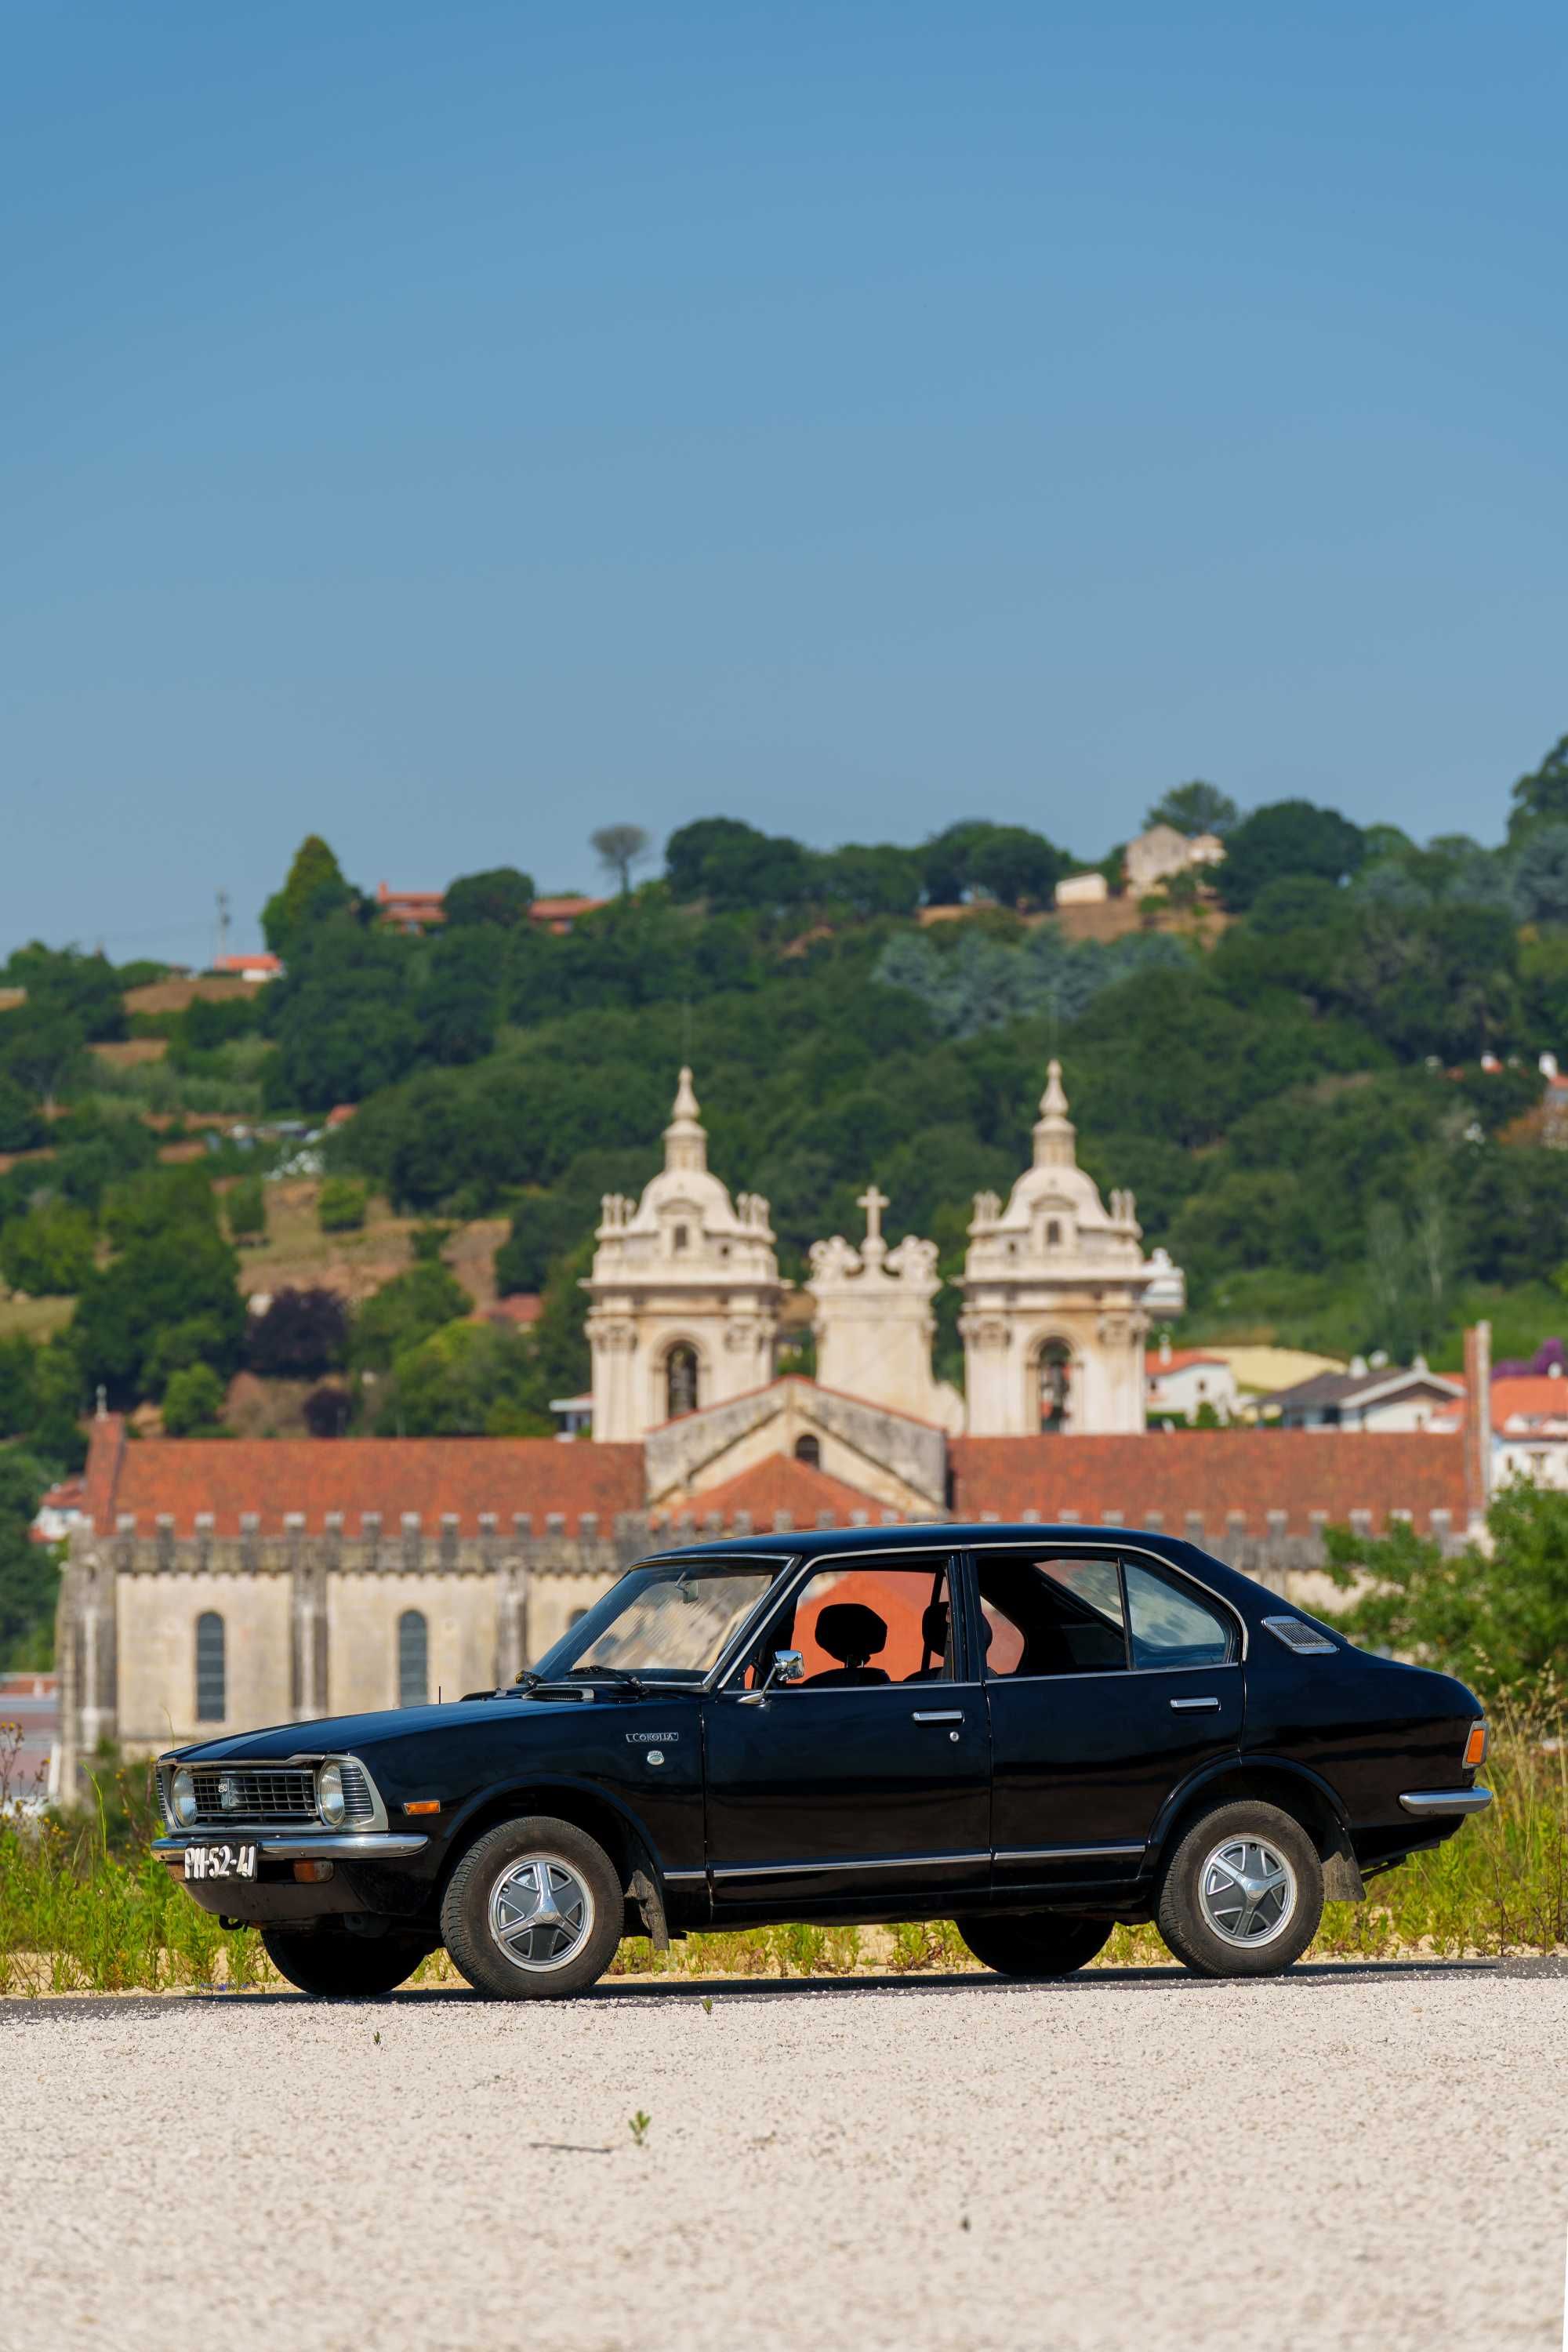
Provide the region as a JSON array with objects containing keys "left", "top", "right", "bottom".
[{"left": 532, "top": 1562, "right": 786, "bottom": 1682}]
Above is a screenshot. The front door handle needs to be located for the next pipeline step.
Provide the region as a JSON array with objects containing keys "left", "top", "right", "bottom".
[
  {"left": 911, "top": 1710, "right": 964, "bottom": 1724},
  {"left": 1170, "top": 1696, "right": 1221, "bottom": 1711}
]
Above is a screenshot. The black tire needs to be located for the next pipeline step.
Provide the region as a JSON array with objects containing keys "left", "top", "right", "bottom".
[
  {"left": 260, "top": 1926, "right": 429, "bottom": 1998},
  {"left": 440, "top": 1815, "right": 624, "bottom": 1999},
  {"left": 955, "top": 1911, "right": 1112, "bottom": 1977},
  {"left": 1156, "top": 1799, "right": 1323, "bottom": 1978}
]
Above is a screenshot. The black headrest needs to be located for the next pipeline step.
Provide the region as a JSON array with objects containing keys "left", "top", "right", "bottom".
[
  {"left": 813, "top": 1602, "right": 888, "bottom": 1667},
  {"left": 920, "top": 1600, "right": 949, "bottom": 1650}
]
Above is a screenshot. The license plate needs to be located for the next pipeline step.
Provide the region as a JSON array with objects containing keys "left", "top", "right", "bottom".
[{"left": 183, "top": 1842, "right": 257, "bottom": 1882}]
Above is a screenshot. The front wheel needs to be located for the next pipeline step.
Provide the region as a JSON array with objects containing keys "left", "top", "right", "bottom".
[
  {"left": 1156, "top": 1800, "right": 1323, "bottom": 1978},
  {"left": 260, "top": 1926, "right": 430, "bottom": 1998},
  {"left": 440, "top": 1815, "right": 624, "bottom": 1998},
  {"left": 955, "top": 1912, "right": 1112, "bottom": 1977}
]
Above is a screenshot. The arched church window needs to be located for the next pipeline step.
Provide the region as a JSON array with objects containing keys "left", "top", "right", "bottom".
[
  {"left": 794, "top": 1436, "right": 821, "bottom": 1467},
  {"left": 1037, "top": 1341, "right": 1073, "bottom": 1435},
  {"left": 666, "top": 1344, "right": 699, "bottom": 1418},
  {"left": 195, "top": 1611, "right": 226, "bottom": 1721},
  {"left": 397, "top": 1610, "right": 429, "bottom": 1707}
]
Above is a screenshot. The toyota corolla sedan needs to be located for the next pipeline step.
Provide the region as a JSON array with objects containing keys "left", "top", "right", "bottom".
[{"left": 153, "top": 1523, "right": 1491, "bottom": 1997}]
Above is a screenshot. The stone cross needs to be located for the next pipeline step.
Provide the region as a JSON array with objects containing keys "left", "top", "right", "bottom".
[{"left": 858, "top": 1184, "right": 888, "bottom": 1245}]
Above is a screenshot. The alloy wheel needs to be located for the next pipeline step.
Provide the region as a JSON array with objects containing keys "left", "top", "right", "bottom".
[
  {"left": 1197, "top": 1835, "right": 1297, "bottom": 1948},
  {"left": 488, "top": 1856, "right": 595, "bottom": 1972}
]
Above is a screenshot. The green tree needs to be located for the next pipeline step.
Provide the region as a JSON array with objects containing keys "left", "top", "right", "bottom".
[
  {"left": 0, "top": 1007, "right": 88, "bottom": 1109},
  {"left": 0, "top": 1077, "right": 45, "bottom": 1153},
  {"left": 442, "top": 866, "right": 537, "bottom": 929},
  {"left": 263, "top": 916, "right": 421, "bottom": 1110},
  {"left": 920, "top": 819, "right": 999, "bottom": 905},
  {"left": 1218, "top": 800, "right": 1366, "bottom": 910},
  {"left": 1508, "top": 731, "right": 1568, "bottom": 841},
  {"left": 226, "top": 1174, "right": 267, "bottom": 1245},
  {"left": 1323, "top": 1480, "right": 1568, "bottom": 1697},
  {"left": 967, "top": 826, "right": 1064, "bottom": 909},
  {"left": 590, "top": 825, "right": 652, "bottom": 895},
  {"left": 162, "top": 1363, "right": 228, "bottom": 1436},
  {"left": 261, "top": 835, "right": 354, "bottom": 956},
  {"left": 0, "top": 1202, "right": 96, "bottom": 1297},
  {"left": 1, "top": 944, "right": 125, "bottom": 1040},
  {"left": 318, "top": 1177, "right": 368, "bottom": 1232},
  {"left": 1511, "top": 824, "right": 1568, "bottom": 925},
  {"left": 0, "top": 1450, "right": 56, "bottom": 1670},
  {"left": 417, "top": 928, "right": 502, "bottom": 1065},
  {"left": 1145, "top": 781, "right": 1240, "bottom": 837},
  {"left": 380, "top": 1319, "right": 551, "bottom": 1437},
  {"left": 73, "top": 1225, "right": 245, "bottom": 1406},
  {"left": 349, "top": 1261, "right": 471, "bottom": 1375},
  {"left": 815, "top": 844, "right": 924, "bottom": 917}
]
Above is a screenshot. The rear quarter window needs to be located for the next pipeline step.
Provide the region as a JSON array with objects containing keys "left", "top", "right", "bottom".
[{"left": 1124, "top": 1561, "right": 1236, "bottom": 1670}]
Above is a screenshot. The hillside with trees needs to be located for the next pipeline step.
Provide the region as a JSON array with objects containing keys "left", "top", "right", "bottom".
[{"left": 3, "top": 743, "right": 1568, "bottom": 1660}]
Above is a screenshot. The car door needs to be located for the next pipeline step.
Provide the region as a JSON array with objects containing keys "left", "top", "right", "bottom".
[
  {"left": 975, "top": 1544, "right": 1243, "bottom": 1900},
  {"left": 701, "top": 1549, "right": 992, "bottom": 1917}
]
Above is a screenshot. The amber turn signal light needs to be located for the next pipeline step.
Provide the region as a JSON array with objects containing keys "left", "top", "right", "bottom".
[
  {"left": 292, "top": 1860, "right": 335, "bottom": 1883},
  {"left": 404, "top": 1799, "right": 441, "bottom": 1816},
  {"left": 1464, "top": 1722, "right": 1488, "bottom": 1769}
]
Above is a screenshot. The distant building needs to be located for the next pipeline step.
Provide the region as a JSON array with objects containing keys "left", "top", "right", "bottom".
[
  {"left": 376, "top": 883, "right": 446, "bottom": 933},
  {"left": 31, "top": 1476, "right": 85, "bottom": 1545},
  {"left": 1123, "top": 825, "right": 1226, "bottom": 896},
  {"left": 528, "top": 895, "right": 606, "bottom": 934},
  {"left": 1265, "top": 1356, "right": 1463, "bottom": 1433},
  {"left": 211, "top": 953, "right": 283, "bottom": 982},
  {"left": 1054, "top": 872, "right": 1109, "bottom": 907},
  {"left": 1145, "top": 1344, "right": 1239, "bottom": 1424}
]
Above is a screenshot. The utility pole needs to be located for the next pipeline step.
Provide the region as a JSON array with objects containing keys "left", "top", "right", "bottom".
[{"left": 215, "top": 889, "right": 230, "bottom": 972}]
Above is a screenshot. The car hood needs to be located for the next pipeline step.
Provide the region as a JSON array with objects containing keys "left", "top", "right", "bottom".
[{"left": 165, "top": 1694, "right": 615, "bottom": 1762}]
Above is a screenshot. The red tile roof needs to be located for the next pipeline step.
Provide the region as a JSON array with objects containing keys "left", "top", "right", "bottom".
[
  {"left": 1490, "top": 1376, "right": 1568, "bottom": 1432},
  {"left": 948, "top": 1431, "right": 1467, "bottom": 1535},
  {"left": 662, "top": 1454, "right": 884, "bottom": 1529},
  {"left": 83, "top": 1417, "right": 642, "bottom": 1537},
  {"left": 1145, "top": 1348, "right": 1228, "bottom": 1374}
]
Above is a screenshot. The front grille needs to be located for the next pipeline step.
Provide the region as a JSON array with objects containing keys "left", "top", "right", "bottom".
[{"left": 186, "top": 1765, "right": 318, "bottom": 1826}]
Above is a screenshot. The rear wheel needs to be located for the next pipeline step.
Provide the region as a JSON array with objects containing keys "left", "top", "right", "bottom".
[
  {"left": 1156, "top": 1799, "right": 1323, "bottom": 1978},
  {"left": 955, "top": 1912, "right": 1112, "bottom": 1977},
  {"left": 260, "top": 1926, "right": 430, "bottom": 1998},
  {"left": 440, "top": 1815, "right": 624, "bottom": 1998}
]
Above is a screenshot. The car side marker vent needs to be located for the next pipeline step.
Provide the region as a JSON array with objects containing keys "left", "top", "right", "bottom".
[{"left": 1262, "top": 1615, "right": 1338, "bottom": 1657}]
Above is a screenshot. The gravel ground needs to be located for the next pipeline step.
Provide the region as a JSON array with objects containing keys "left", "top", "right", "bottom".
[{"left": 3, "top": 1961, "right": 1566, "bottom": 2352}]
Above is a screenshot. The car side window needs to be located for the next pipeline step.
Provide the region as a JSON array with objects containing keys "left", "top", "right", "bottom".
[
  {"left": 1123, "top": 1561, "right": 1236, "bottom": 1670},
  {"left": 738, "top": 1557, "right": 957, "bottom": 1689},
  {"left": 978, "top": 1555, "right": 1128, "bottom": 1679}
]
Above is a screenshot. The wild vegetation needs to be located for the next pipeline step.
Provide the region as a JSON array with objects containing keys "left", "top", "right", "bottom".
[{"left": 1, "top": 1684, "right": 1559, "bottom": 1995}]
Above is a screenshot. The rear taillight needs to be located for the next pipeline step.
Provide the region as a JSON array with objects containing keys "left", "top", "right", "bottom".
[{"left": 1464, "top": 1721, "right": 1488, "bottom": 1769}]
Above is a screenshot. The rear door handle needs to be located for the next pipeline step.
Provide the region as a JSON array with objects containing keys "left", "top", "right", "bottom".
[
  {"left": 1170, "top": 1696, "right": 1221, "bottom": 1711},
  {"left": 912, "top": 1710, "right": 964, "bottom": 1723}
]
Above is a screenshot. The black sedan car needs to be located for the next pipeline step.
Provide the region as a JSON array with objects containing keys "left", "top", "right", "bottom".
[{"left": 153, "top": 1524, "right": 1491, "bottom": 1997}]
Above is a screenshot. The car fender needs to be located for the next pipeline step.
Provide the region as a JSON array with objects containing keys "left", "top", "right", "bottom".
[
  {"left": 435, "top": 1769, "right": 670, "bottom": 1904},
  {"left": 1145, "top": 1750, "right": 1354, "bottom": 1870}
]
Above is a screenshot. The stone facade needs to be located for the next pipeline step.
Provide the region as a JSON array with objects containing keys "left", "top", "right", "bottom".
[
  {"left": 960, "top": 1062, "right": 1167, "bottom": 1436},
  {"left": 807, "top": 1186, "right": 964, "bottom": 1433},
  {"left": 583, "top": 1068, "right": 783, "bottom": 1443}
]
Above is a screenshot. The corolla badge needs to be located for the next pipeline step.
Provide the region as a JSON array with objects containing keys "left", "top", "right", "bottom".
[{"left": 625, "top": 1732, "right": 678, "bottom": 1743}]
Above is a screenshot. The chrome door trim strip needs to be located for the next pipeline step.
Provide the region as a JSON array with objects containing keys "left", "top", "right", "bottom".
[
  {"left": 661, "top": 1867, "right": 709, "bottom": 1882},
  {"left": 994, "top": 1842, "right": 1145, "bottom": 1863},
  {"left": 713, "top": 1851, "right": 990, "bottom": 1879}
]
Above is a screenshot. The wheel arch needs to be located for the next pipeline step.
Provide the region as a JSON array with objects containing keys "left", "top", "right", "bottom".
[
  {"left": 1149, "top": 1755, "right": 1355, "bottom": 1880},
  {"left": 434, "top": 1775, "right": 667, "bottom": 1927}
]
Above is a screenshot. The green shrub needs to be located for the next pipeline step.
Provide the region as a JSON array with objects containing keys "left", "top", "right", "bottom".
[
  {"left": 317, "top": 1177, "right": 368, "bottom": 1233},
  {"left": 0, "top": 1201, "right": 96, "bottom": 1297},
  {"left": 225, "top": 1174, "right": 267, "bottom": 1244},
  {"left": 161, "top": 1362, "right": 227, "bottom": 1436}
]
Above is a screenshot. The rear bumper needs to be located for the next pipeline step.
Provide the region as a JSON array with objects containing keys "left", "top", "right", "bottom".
[{"left": 1397, "top": 1788, "right": 1494, "bottom": 1817}]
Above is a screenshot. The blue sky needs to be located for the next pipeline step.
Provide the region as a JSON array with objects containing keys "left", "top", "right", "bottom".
[{"left": 3, "top": 1, "right": 1565, "bottom": 960}]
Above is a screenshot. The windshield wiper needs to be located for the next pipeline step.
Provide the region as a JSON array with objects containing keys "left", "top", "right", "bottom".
[{"left": 561, "top": 1665, "right": 646, "bottom": 1693}]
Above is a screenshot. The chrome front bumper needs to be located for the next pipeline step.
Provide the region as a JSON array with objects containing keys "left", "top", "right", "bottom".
[
  {"left": 153, "top": 1832, "right": 429, "bottom": 1861},
  {"left": 1398, "top": 1788, "right": 1494, "bottom": 1817}
]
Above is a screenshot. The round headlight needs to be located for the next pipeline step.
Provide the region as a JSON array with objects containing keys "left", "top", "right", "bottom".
[
  {"left": 317, "top": 1761, "right": 347, "bottom": 1826},
  {"left": 172, "top": 1768, "right": 198, "bottom": 1827}
]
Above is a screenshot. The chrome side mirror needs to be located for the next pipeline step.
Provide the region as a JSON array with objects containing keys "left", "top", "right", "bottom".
[{"left": 738, "top": 1650, "right": 806, "bottom": 1706}]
